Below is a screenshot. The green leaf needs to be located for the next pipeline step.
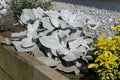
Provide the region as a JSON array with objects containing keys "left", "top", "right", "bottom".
[
  {"left": 88, "top": 64, "right": 98, "bottom": 68},
  {"left": 100, "top": 62, "right": 104, "bottom": 66},
  {"left": 108, "top": 61, "right": 118, "bottom": 67},
  {"left": 109, "top": 55, "right": 118, "bottom": 61},
  {"left": 105, "top": 62, "right": 110, "bottom": 69},
  {"left": 97, "top": 69, "right": 102, "bottom": 73}
]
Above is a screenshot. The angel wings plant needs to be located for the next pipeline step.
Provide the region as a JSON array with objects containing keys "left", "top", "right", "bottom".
[{"left": 3, "top": 7, "right": 116, "bottom": 75}]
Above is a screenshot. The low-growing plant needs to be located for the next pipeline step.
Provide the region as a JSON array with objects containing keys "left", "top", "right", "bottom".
[
  {"left": 10, "top": 0, "right": 52, "bottom": 19},
  {"left": 0, "top": 10, "right": 15, "bottom": 32},
  {"left": 5, "top": 8, "right": 100, "bottom": 74},
  {"left": 1, "top": 7, "right": 117, "bottom": 75},
  {"left": 0, "top": 0, "right": 11, "bottom": 16},
  {"left": 88, "top": 24, "right": 120, "bottom": 80}
]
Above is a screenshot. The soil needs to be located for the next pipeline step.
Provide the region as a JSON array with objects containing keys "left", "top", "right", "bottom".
[
  {"left": 0, "top": 25, "right": 25, "bottom": 38},
  {"left": 58, "top": 69, "right": 98, "bottom": 80}
]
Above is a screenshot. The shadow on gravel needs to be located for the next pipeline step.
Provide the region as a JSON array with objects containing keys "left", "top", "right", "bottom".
[{"left": 53, "top": 0, "right": 120, "bottom": 12}]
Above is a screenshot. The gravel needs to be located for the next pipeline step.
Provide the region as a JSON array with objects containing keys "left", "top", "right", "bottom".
[
  {"left": 51, "top": 0, "right": 120, "bottom": 36},
  {"left": 51, "top": 0, "right": 120, "bottom": 21}
]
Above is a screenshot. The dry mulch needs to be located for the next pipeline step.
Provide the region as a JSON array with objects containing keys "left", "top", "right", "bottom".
[{"left": 0, "top": 25, "right": 25, "bottom": 38}]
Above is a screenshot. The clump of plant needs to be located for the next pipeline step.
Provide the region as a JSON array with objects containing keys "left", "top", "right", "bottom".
[
  {"left": 0, "top": 10, "right": 15, "bottom": 32},
  {"left": 10, "top": 0, "right": 52, "bottom": 19},
  {"left": 3, "top": 8, "right": 101, "bottom": 75},
  {"left": 1, "top": 7, "right": 116, "bottom": 75},
  {"left": 88, "top": 24, "right": 120, "bottom": 80},
  {"left": 0, "top": 0, "right": 11, "bottom": 16}
]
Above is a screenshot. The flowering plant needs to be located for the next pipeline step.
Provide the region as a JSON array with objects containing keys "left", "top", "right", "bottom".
[{"left": 88, "top": 24, "right": 120, "bottom": 80}]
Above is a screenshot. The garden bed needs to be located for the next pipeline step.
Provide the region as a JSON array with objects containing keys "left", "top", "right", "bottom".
[{"left": 0, "top": 36, "right": 69, "bottom": 80}]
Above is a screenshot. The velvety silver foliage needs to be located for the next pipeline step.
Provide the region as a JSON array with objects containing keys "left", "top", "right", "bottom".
[{"left": 8, "top": 7, "right": 116, "bottom": 74}]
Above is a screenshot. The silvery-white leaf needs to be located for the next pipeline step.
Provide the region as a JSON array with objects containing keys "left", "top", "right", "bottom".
[
  {"left": 1, "top": 38, "right": 11, "bottom": 45},
  {"left": 38, "top": 30, "right": 51, "bottom": 37},
  {"left": 83, "top": 31, "right": 95, "bottom": 38},
  {"left": 11, "top": 41, "right": 35, "bottom": 52},
  {"left": 32, "top": 20, "right": 40, "bottom": 31},
  {"left": 84, "top": 39, "right": 93, "bottom": 44},
  {"left": 68, "top": 21, "right": 86, "bottom": 28},
  {"left": 41, "top": 17, "right": 54, "bottom": 30},
  {"left": 22, "top": 9, "right": 35, "bottom": 20},
  {"left": 21, "top": 37, "right": 35, "bottom": 48},
  {"left": 26, "top": 21, "right": 39, "bottom": 39},
  {"left": 46, "top": 52, "right": 52, "bottom": 58},
  {"left": 11, "top": 31, "right": 27, "bottom": 38},
  {"left": 56, "top": 46, "right": 69, "bottom": 55},
  {"left": 74, "top": 12, "right": 88, "bottom": 21},
  {"left": 85, "top": 55, "right": 93, "bottom": 60},
  {"left": 62, "top": 53, "right": 76, "bottom": 61},
  {"left": 108, "top": 18, "right": 115, "bottom": 28},
  {"left": 45, "top": 10, "right": 60, "bottom": 19},
  {"left": 32, "top": 7, "right": 44, "bottom": 19},
  {"left": 68, "top": 37, "right": 84, "bottom": 49},
  {"left": 75, "top": 61, "right": 82, "bottom": 67},
  {"left": 40, "top": 57, "right": 59, "bottom": 67},
  {"left": 11, "top": 38, "right": 21, "bottom": 41},
  {"left": 58, "top": 31, "right": 69, "bottom": 45},
  {"left": 59, "top": 31, "right": 69, "bottom": 47},
  {"left": 31, "top": 45, "right": 45, "bottom": 57},
  {"left": 37, "top": 28, "right": 46, "bottom": 32},
  {"left": 20, "top": 13, "right": 30, "bottom": 24},
  {"left": 60, "top": 9, "right": 73, "bottom": 21},
  {"left": 11, "top": 41, "right": 25, "bottom": 52},
  {"left": 58, "top": 20, "right": 70, "bottom": 29},
  {"left": 81, "top": 40, "right": 90, "bottom": 49},
  {"left": 69, "top": 37, "right": 90, "bottom": 49},
  {"left": 55, "top": 64, "right": 80, "bottom": 75},
  {"left": 27, "top": 23, "right": 35, "bottom": 38},
  {"left": 62, "top": 49, "right": 81, "bottom": 61},
  {"left": 20, "top": 9, "right": 36, "bottom": 24},
  {"left": 58, "top": 29, "right": 70, "bottom": 38},
  {"left": 69, "top": 13, "right": 76, "bottom": 23},
  {"left": 67, "top": 30, "right": 82, "bottom": 41},
  {"left": 61, "top": 40, "right": 67, "bottom": 48},
  {"left": 51, "top": 49, "right": 57, "bottom": 56},
  {"left": 77, "top": 46, "right": 87, "bottom": 53},
  {"left": 39, "top": 33, "right": 61, "bottom": 49},
  {"left": 50, "top": 17, "right": 59, "bottom": 28}
]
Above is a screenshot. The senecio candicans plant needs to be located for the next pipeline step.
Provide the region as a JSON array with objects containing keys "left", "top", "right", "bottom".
[
  {"left": 3, "top": 7, "right": 116, "bottom": 74},
  {"left": 88, "top": 24, "right": 120, "bottom": 80}
]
